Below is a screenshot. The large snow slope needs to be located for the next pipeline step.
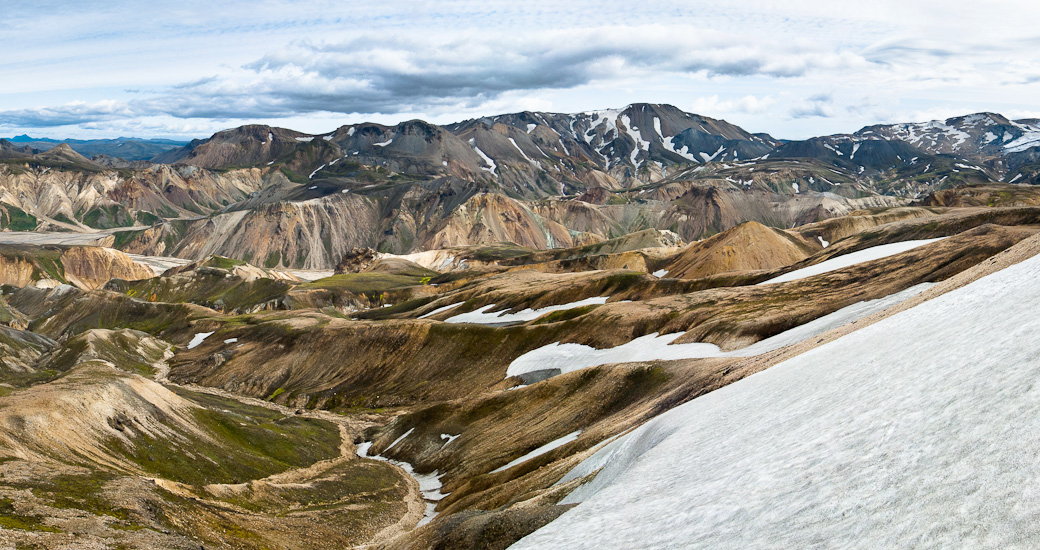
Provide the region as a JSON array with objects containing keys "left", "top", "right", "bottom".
[
  {"left": 759, "top": 238, "right": 944, "bottom": 285},
  {"left": 513, "top": 252, "right": 1040, "bottom": 549}
]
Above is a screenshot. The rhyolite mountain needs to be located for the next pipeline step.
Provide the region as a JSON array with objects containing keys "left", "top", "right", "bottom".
[{"left": 3, "top": 104, "right": 1040, "bottom": 269}]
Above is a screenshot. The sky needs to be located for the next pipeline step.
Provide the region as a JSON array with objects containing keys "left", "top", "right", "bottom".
[{"left": 3, "top": 0, "right": 1040, "bottom": 141}]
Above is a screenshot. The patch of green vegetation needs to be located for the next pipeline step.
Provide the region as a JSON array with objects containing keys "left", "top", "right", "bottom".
[
  {"left": 279, "top": 167, "right": 308, "bottom": 184},
  {"left": 110, "top": 229, "right": 146, "bottom": 249},
  {"left": 216, "top": 460, "right": 404, "bottom": 514},
  {"left": 532, "top": 304, "right": 601, "bottom": 324},
  {"left": 125, "top": 388, "right": 343, "bottom": 486},
  {"left": 466, "top": 242, "right": 535, "bottom": 262},
  {"left": 0, "top": 498, "right": 60, "bottom": 532},
  {"left": 21, "top": 472, "right": 132, "bottom": 522},
  {"left": 202, "top": 255, "right": 247, "bottom": 270},
  {"left": 50, "top": 213, "right": 74, "bottom": 225},
  {"left": 297, "top": 272, "right": 423, "bottom": 294},
  {"left": 267, "top": 387, "right": 286, "bottom": 400},
  {"left": 0, "top": 204, "right": 37, "bottom": 231},
  {"left": 108, "top": 270, "right": 291, "bottom": 313},
  {"left": 134, "top": 210, "right": 161, "bottom": 226},
  {"left": 81, "top": 204, "right": 134, "bottom": 229},
  {"left": 263, "top": 250, "right": 281, "bottom": 268}
]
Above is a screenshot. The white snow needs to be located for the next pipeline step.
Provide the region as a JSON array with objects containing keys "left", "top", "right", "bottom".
[
  {"left": 817, "top": 235, "right": 829, "bottom": 247},
  {"left": 1003, "top": 121, "right": 1040, "bottom": 153},
  {"left": 663, "top": 136, "right": 699, "bottom": 162},
  {"left": 509, "top": 137, "right": 537, "bottom": 164},
  {"left": 384, "top": 427, "right": 414, "bottom": 452},
  {"left": 526, "top": 124, "right": 537, "bottom": 133},
  {"left": 1010, "top": 173, "right": 1023, "bottom": 183},
  {"left": 620, "top": 114, "right": 650, "bottom": 166},
  {"left": 444, "top": 297, "right": 611, "bottom": 325},
  {"left": 356, "top": 441, "right": 446, "bottom": 526},
  {"left": 347, "top": 127, "right": 356, "bottom": 137},
  {"left": 699, "top": 145, "right": 725, "bottom": 163},
  {"left": 440, "top": 433, "right": 460, "bottom": 448},
  {"left": 514, "top": 251, "right": 1040, "bottom": 549},
  {"left": 758, "top": 238, "right": 944, "bottom": 285},
  {"left": 373, "top": 139, "right": 393, "bottom": 147},
  {"left": 850, "top": 142, "right": 861, "bottom": 159},
  {"left": 308, "top": 163, "right": 326, "bottom": 179},
  {"left": 506, "top": 284, "right": 930, "bottom": 381},
  {"left": 419, "top": 302, "right": 463, "bottom": 318},
  {"left": 223, "top": 338, "right": 238, "bottom": 344},
  {"left": 294, "top": 136, "right": 315, "bottom": 142},
  {"left": 469, "top": 139, "right": 498, "bottom": 174},
  {"left": 490, "top": 431, "right": 582, "bottom": 473},
  {"left": 187, "top": 332, "right": 213, "bottom": 350},
  {"left": 651, "top": 269, "right": 668, "bottom": 278},
  {"left": 792, "top": 181, "right": 800, "bottom": 194}
]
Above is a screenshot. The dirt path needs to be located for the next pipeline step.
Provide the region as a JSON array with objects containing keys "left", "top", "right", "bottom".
[{"left": 151, "top": 354, "right": 427, "bottom": 547}]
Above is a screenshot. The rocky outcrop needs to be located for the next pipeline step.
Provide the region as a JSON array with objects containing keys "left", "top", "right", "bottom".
[
  {"left": 61, "top": 246, "right": 154, "bottom": 290},
  {"left": 334, "top": 247, "right": 380, "bottom": 274}
]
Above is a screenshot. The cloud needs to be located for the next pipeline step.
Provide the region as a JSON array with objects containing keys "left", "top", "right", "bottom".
[
  {"left": 790, "top": 94, "right": 836, "bottom": 119},
  {"left": 0, "top": 25, "right": 874, "bottom": 127},
  {"left": 0, "top": 100, "right": 136, "bottom": 127}
]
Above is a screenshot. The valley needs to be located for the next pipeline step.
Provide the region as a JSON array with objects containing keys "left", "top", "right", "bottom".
[{"left": 2, "top": 104, "right": 1040, "bottom": 548}]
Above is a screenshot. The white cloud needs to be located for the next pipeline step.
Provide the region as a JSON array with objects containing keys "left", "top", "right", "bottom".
[{"left": 1, "top": 0, "right": 1039, "bottom": 139}]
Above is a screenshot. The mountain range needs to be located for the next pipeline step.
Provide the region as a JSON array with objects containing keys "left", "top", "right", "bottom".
[
  {"left": 2, "top": 135, "right": 187, "bottom": 161},
  {"left": 1, "top": 103, "right": 1039, "bottom": 270}
]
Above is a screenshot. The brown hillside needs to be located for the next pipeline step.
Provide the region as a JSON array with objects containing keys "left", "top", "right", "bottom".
[{"left": 663, "top": 221, "right": 817, "bottom": 279}]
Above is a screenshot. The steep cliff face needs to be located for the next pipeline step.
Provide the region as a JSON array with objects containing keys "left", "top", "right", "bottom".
[
  {"left": 427, "top": 193, "right": 577, "bottom": 250},
  {"left": 60, "top": 247, "right": 154, "bottom": 290},
  {"left": 0, "top": 246, "right": 152, "bottom": 290},
  {"left": 0, "top": 254, "right": 36, "bottom": 287}
]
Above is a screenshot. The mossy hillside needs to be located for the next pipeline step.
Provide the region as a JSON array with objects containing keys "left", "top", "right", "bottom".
[
  {"left": 29, "top": 292, "right": 204, "bottom": 340},
  {"left": 107, "top": 271, "right": 290, "bottom": 313},
  {"left": 112, "top": 387, "right": 341, "bottom": 486},
  {"left": 199, "top": 255, "right": 247, "bottom": 270},
  {"left": 0, "top": 497, "right": 60, "bottom": 532},
  {"left": 0, "top": 203, "right": 37, "bottom": 231},
  {"left": 297, "top": 272, "right": 422, "bottom": 293},
  {"left": 41, "top": 330, "right": 169, "bottom": 377},
  {"left": 213, "top": 459, "right": 406, "bottom": 514}
]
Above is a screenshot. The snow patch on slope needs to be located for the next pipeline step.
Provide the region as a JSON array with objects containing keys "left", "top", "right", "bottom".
[
  {"left": 506, "top": 284, "right": 931, "bottom": 380},
  {"left": 759, "top": 238, "right": 944, "bottom": 285},
  {"left": 445, "top": 297, "right": 611, "bottom": 325}
]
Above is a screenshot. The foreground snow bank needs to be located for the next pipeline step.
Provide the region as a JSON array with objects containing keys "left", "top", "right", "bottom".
[
  {"left": 445, "top": 297, "right": 612, "bottom": 325},
  {"left": 506, "top": 283, "right": 931, "bottom": 380},
  {"left": 758, "top": 238, "right": 945, "bottom": 285},
  {"left": 513, "top": 251, "right": 1040, "bottom": 549}
]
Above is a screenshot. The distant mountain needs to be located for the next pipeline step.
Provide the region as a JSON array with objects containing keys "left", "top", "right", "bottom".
[
  {"left": 154, "top": 104, "right": 782, "bottom": 198},
  {"left": 4, "top": 104, "right": 1040, "bottom": 268},
  {"left": 2, "top": 135, "right": 188, "bottom": 161}
]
